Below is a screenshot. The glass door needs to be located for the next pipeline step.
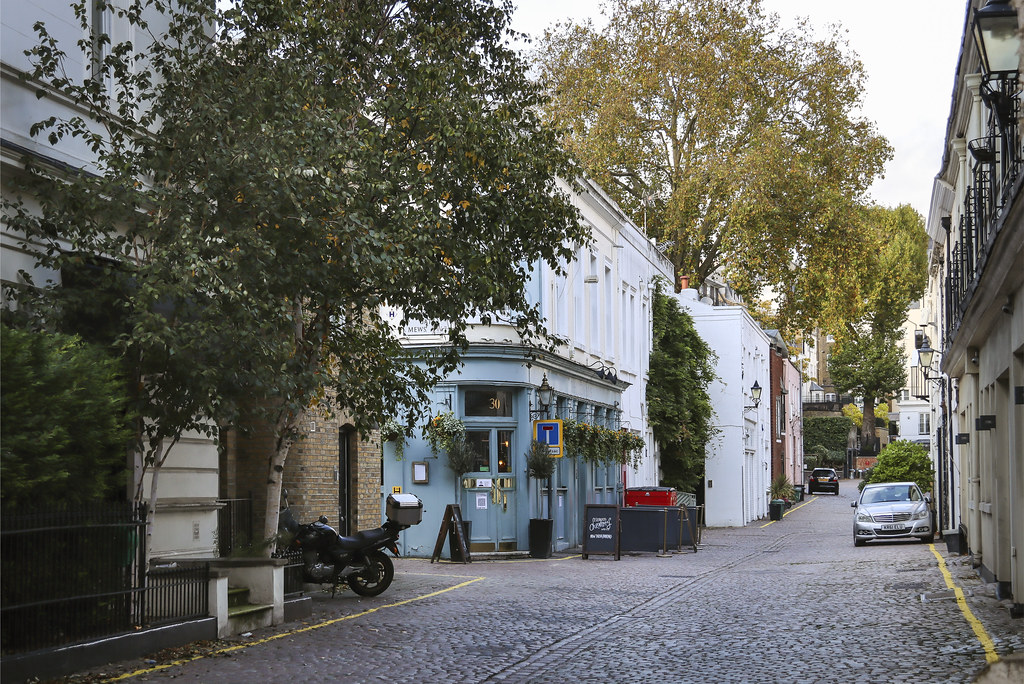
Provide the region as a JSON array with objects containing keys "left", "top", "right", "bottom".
[{"left": 463, "top": 428, "right": 517, "bottom": 552}]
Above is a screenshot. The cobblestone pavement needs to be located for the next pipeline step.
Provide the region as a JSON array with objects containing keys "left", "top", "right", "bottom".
[{"left": 68, "top": 481, "right": 1022, "bottom": 683}]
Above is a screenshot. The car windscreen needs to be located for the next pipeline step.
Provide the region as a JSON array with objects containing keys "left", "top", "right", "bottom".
[{"left": 862, "top": 485, "right": 918, "bottom": 504}]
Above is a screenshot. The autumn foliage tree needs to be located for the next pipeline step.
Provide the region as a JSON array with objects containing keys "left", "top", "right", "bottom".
[
  {"left": 8, "top": 0, "right": 586, "bottom": 546},
  {"left": 534, "top": 0, "right": 891, "bottom": 334}
]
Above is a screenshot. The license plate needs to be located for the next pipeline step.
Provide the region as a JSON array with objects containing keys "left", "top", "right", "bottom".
[{"left": 881, "top": 524, "right": 905, "bottom": 531}]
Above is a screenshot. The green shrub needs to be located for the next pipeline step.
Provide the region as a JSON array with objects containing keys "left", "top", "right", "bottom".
[
  {"left": 859, "top": 440, "right": 934, "bottom": 493},
  {"left": 804, "top": 416, "right": 852, "bottom": 455},
  {"left": 1, "top": 325, "right": 132, "bottom": 508},
  {"left": 525, "top": 439, "right": 555, "bottom": 480}
]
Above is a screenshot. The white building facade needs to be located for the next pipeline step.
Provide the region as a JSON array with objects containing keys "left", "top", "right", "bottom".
[
  {"left": 2, "top": 0, "right": 220, "bottom": 561},
  {"left": 922, "top": 0, "right": 1023, "bottom": 613},
  {"left": 382, "top": 177, "right": 674, "bottom": 555},
  {"left": 675, "top": 290, "right": 771, "bottom": 527}
]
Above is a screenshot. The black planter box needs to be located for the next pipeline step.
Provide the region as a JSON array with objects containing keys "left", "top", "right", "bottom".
[{"left": 529, "top": 518, "right": 553, "bottom": 558}]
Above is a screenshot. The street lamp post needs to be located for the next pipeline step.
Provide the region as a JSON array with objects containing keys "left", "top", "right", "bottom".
[
  {"left": 529, "top": 374, "right": 556, "bottom": 521},
  {"left": 530, "top": 373, "right": 554, "bottom": 419}
]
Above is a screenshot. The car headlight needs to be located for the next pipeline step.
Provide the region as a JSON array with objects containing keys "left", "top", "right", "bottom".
[
  {"left": 913, "top": 509, "right": 928, "bottom": 520},
  {"left": 856, "top": 511, "right": 873, "bottom": 522}
]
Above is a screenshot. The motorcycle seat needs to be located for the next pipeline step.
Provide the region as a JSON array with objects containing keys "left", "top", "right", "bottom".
[{"left": 337, "top": 527, "right": 390, "bottom": 550}]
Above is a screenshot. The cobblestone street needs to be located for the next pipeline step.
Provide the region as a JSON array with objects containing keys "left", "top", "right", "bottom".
[{"left": 72, "top": 482, "right": 1022, "bottom": 683}]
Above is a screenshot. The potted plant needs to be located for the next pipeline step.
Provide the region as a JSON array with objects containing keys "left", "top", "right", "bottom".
[
  {"left": 525, "top": 439, "right": 555, "bottom": 558},
  {"left": 770, "top": 473, "right": 795, "bottom": 520}
]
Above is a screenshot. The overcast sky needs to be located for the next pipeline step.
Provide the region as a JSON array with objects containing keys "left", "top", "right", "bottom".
[{"left": 508, "top": 0, "right": 970, "bottom": 220}]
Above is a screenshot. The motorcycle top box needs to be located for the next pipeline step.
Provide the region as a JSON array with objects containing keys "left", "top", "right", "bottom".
[{"left": 386, "top": 493, "right": 423, "bottom": 526}]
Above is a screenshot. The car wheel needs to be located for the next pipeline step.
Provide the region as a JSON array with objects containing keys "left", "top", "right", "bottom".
[{"left": 854, "top": 537, "right": 865, "bottom": 547}]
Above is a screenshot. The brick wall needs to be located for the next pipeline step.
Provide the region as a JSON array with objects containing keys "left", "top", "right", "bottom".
[{"left": 223, "top": 401, "right": 382, "bottom": 546}]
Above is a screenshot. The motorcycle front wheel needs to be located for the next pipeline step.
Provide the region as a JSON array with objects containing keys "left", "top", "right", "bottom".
[{"left": 348, "top": 550, "right": 394, "bottom": 597}]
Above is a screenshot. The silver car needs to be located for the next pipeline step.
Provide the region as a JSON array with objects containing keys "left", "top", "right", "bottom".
[{"left": 852, "top": 482, "right": 933, "bottom": 547}]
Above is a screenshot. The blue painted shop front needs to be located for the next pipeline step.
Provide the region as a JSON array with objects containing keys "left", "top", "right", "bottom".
[{"left": 381, "top": 351, "right": 624, "bottom": 558}]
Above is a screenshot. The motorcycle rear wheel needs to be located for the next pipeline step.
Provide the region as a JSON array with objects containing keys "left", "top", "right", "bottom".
[{"left": 348, "top": 551, "right": 394, "bottom": 597}]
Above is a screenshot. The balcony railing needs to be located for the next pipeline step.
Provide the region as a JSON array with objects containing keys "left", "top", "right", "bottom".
[{"left": 945, "top": 79, "right": 1022, "bottom": 344}]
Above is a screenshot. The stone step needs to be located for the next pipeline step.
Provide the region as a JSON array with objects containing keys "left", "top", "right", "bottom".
[
  {"left": 227, "top": 602, "right": 273, "bottom": 619},
  {"left": 227, "top": 586, "right": 250, "bottom": 608}
]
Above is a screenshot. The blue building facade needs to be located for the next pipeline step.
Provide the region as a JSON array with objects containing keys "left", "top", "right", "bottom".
[{"left": 382, "top": 347, "right": 626, "bottom": 556}]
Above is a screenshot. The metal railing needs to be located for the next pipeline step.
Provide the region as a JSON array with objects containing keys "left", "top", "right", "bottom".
[
  {"left": 144, "top": 564, "right": 209, "bottom": 626},
  {"left": 217, "top": 497, "right": 253, "bottom": 556},
  {"left": 946, "top": 78, "right": 1022, "bottom": 344},
  {"left": 1, "top": 502, "right": 208, "bottom": 655},
  {"left": 273, "top": 548, "right": 305, "bottom": 596}
]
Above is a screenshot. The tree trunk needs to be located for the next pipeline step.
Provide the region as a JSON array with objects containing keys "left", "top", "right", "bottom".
[
  {"left": 133, "top": 438, "right": 177, "bottom": 568},
  {"left": 261, "top": 409, "right": 303, "bottom": 555},
  {"left": 862, "top": 397, "right": 877, "bottom": 461}
]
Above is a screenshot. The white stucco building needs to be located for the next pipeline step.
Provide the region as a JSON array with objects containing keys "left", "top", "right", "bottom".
[
  {"left": 920, "top": 0, "right": 1023, "bottom": 612},
  {"left": 1, "top": 0, "right": 219, "bottom": 560},
  {"left": 675, "top": 289, "right": 771, "bottom": 527}
]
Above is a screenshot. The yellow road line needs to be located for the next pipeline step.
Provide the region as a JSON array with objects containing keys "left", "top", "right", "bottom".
[
  {"left": 427, "top": 554, "right": 581, "bottom": 565},
  {"left": 491, "top": 554, "right": 582, "bottom": 563},
  {"left": 105, "top": 576, "right": 486, "bottom": 682},
  {"left": 760, "top": 496, "right": 816, "bottom": 527},
  {"left": 929, "top": 545, "right": 999, "bottom": 664}
]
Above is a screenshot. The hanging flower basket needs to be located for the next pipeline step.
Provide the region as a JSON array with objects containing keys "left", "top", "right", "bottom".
[
  {"left": 563, "top": 419, "right": 645, "bottom": 468},
  {"left": 380, "top": 417, "right": 407, "bottom": 461},
  {"left": 423, "top": 411, "right": 466, "bottom": 456}
]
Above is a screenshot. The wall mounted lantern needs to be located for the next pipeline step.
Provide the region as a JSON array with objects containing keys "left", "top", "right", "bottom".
[
  {"left": 530, "top": 373, "right": 555, "bottom": 419},
  {"left": 744, "top": 381, "right": 762, "bottom": 412},
  {"left": 974, "top": 0, "right": 1020, "bottom": 77},
  {"left": 918, "top": 339, "right": 945, "bottom": 386},
  {"left": 972, "top": 0, "right": 1022, "bottom": 164}
]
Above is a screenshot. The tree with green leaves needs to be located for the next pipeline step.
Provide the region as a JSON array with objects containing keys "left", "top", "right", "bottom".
[
  {"left": 533, "top": 0, "right": 891, "bottom": 334},
  {"left": 1, "top": 325, "right": 132, "bottom": 509},
  {"left": 828, "top": 205, "right": 928, "bottom": 459},
  {"left": 647, "top": 282, "right": 717, "bottom": 493},
  {"left": 7, "top": 0, "right": 586, "bottom": 548}
]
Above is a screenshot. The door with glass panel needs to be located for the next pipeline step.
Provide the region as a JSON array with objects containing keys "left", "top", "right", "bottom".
[
  {"left": 461, "top": 389, "right": 518, "bottom": 552},
  {"left": 462, "top": 428, "right": 518, "bottom": 551}
]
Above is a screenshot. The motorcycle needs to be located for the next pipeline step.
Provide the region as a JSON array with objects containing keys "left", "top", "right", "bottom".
[{"left": 277, "top": 490, "right": 422, "bottom": 597}]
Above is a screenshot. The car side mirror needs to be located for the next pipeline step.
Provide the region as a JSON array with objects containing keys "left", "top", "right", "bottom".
[
  {"left": 851, "top": 501, "right": 857, "bottom": 508},
  {"left": 924, "top": 493, "right": 932, "bottom": 504}
]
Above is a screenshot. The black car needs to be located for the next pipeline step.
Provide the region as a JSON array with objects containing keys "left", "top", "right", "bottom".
[{"left": 807, "top": 468, "right": 839, "bottom": 495}]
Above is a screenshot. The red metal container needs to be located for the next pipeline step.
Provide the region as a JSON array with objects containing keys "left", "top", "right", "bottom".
[{"left": 624, "top": 486, "right": 678, "bottom": 507}]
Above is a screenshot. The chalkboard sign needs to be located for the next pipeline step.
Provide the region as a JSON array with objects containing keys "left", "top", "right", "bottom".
[{"left": 582, "top": 504, "right": 620, "bottom": 560}]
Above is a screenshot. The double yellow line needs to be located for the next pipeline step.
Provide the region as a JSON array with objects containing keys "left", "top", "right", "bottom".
[
  {"left": 929, "top": 545, "right": 999, "bottom": 664},
  {"left": 759, "top": 495, "right": 817, "bottom": 527}
]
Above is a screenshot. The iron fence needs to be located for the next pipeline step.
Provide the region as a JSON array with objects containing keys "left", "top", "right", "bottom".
[
  {"left": 1, "top": 502, "right": 209, "bottom": 655},
  {"left": 217, "top": 497, "right": 253, "bottom": 556},
  {"left": 273, "top": 548, "right": 305, "bottom": 596}
]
